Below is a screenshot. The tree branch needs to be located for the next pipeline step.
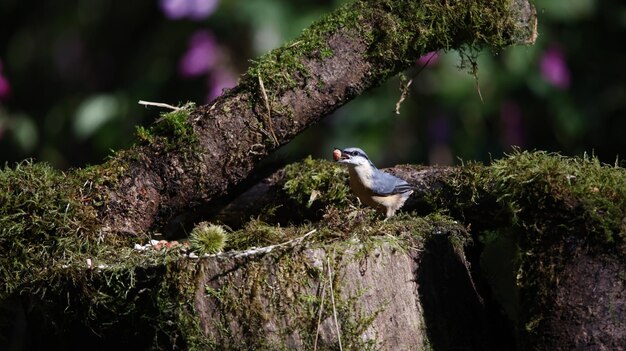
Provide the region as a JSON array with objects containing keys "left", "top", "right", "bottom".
[{"left": 90, "top": 0, "right": 537, "bottom": 236}]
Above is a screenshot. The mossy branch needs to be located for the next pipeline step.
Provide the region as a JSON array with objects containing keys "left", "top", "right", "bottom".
[{"left": 84, "top": 0, "right": 537, "bottom": 236}]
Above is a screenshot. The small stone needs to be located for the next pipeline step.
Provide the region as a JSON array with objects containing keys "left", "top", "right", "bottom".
[{"left": 189, "top": 252, "right": 199, "bottom": 259}]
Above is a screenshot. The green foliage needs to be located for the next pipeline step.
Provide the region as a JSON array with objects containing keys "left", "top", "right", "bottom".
[{"left": 189, "top": 222, "right": 227, "bottom": 254}]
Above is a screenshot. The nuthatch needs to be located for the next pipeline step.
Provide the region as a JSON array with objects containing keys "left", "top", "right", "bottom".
[{"left": 333, "top": 147, "right": 413, "bottom": 218}]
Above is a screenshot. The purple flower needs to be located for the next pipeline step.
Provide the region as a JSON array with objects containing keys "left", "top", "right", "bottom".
[
  {"left": 540, "top": 45, "right": 571, "bottom": 89},
  {"left": 178, "top": 30, "right": 219, "bottom": 78},
  {"left": 207, "top": 68, "right": 236, "bottom": 102},
  {"left": 0, "top": 60, "right": 10, "bottom": 101},
  {"left": 159, "top": 0, "right": 219, "bottom": 20},
  {"left": 416, "top": 51, "right": 439, "bottom": 67}
]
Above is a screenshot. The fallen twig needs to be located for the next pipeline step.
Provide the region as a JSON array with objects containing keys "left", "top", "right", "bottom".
[
  {"left": 257, "top": 74, "right": 279, "bottom": 145},
  {"left": 313, "top": 279, "right": 327, "bottom": 351},
  {"left": 138, "top": 100, "right": 182, "bottom": 111},
  {"left": 230, "top": 229, "right": 317, "bottom": 259},
  {"left": 327, "top": 256, "right": 343, "bottom": 351}
]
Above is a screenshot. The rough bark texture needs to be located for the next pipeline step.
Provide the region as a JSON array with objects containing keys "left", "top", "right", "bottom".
[
  {"left": 518, "top": 242, "right": 626, "bottom": 351},
  {"left": 96, "top": 0, "right": 537, "bottom": 236},
  {"left": 546, "top": 253, "right": 626, "bottom": 351}
]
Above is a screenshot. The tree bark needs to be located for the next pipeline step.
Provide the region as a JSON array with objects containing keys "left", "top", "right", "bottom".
[
  {"left": 94, "top": 0, "right": 537, "bottom": 236},
  {"left": 14, "top": 224, "right": 515, "bottom": 350}
]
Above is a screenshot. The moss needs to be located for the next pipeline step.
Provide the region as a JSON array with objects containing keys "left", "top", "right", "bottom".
[
  {"left": 486, "top": 150, "right": 626, "bottom": 247},
  {"left": 0, "top": 160, "right": 100, "bottom": 299},
  {"left": 189, "top": 222, "right": 227, "bottom": 254},
  {"left": 0, "top": 159, "right": 203, "bottom": 348},
  {"left": 225, "top": 218, "right": 316, "bottom": 251},
  {"left": 239, "top": 0, "right": 525, "bottom": 146},
  {"left": 135, "top": 103, "right": 198, "bottom": 152},
  {"left": 242, "top": 3, "right": 358, "bottom": 94},
  {"left": 243, "top": 0, "right": 521, "bottom": 91},
  {"left": 425, "top": 150, "right": 626, "bottom": 348},
  {"left": 0, "top": 153, "right": 465, "bottom": 348},
  {"left": 199, "top": 210, "right": 466, "bottom": 349},
  {"left": 283, "top": 156, "right": 352, "bottom": 209},
  {"left": 485, "top": 151, "right": 626, "bottom": 347},
  {"left": 426, "top": 150, "right": 626, "bottom": 256}
]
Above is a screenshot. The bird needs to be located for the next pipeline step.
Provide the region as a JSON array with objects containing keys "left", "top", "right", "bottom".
[{"left": 333, "top": 147, "right": 413, "bottom": 218}]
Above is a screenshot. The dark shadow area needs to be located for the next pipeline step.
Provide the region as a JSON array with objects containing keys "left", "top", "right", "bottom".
[
  {"left": 416, "top": 234, "right": 516, "bottom": 351},
  {"left": 0, "top": 265, "right": 182, "bottom": 351}
]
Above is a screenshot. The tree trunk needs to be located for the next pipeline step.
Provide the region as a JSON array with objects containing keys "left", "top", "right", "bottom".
[{"left": 13, "top": 221, "right": 516, "bottom": 350}]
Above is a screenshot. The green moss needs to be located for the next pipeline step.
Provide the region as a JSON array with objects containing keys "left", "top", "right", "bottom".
[
  {"left": 135, "top": 103, "right": 198, "bottom": 151},
  {"left": 189, "top": 222, "right": 227, "bottom": 254},
  {"left": 242, "top": 3, "right": 357, "bottom": 94},
  {"left": 426, "top": 150, "right": 626, "bottom": 256},
  {"left": 243, "top": 0, "right": 521, "bottom": 92},
  {"left": 0, "top": 160, "right": 100, "bottom": 299},
  {"left": 485, "top": 150, "right": 626, "bottom": 250},
  {"left": 283, "top": 156, "right": 352, "bottom": 209},
  {"left": 0, "top": 153, "right": 465, "bottom": 348},
  {"left": 197, "top": 210, "right": 467, "bottom": 349},
  {"left": 424, "top": 150, "right": 626, "bottom": 348},
  {"left": 225, "top": 218, "right": 315, "bottom": 251}
]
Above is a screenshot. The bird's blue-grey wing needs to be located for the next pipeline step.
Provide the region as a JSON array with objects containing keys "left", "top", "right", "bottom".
[{"left": 370, "top": 171, "right": 413, "bottom": 196}]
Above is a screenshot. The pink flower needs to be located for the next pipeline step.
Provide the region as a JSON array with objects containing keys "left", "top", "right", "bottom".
[
  {"left": 178, "top": 30, "right": 219, "bottom": 78},
  {"left": 159, "top": 0, "right": 219, "bottom": 20},
  {"left": 416, "top": 51, "right": 439, "bottom": 67},
  {"left": 0, "top": 60, "right": 10, "bottom": 101},
  {"left": 540, "top": 45, "right": 571, "bottom": 89},
  {"left": 207, "top": 68, "right": 236, "bottom": 102}
]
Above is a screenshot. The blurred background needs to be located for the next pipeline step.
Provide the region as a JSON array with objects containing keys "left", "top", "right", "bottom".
[{"left": 0, "top": 0, "right": 624, "bottom": 170}]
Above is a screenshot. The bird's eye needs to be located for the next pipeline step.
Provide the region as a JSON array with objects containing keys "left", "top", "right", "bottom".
[{"left": 352, "top": 151, "right": 359, "bottom": 156}]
